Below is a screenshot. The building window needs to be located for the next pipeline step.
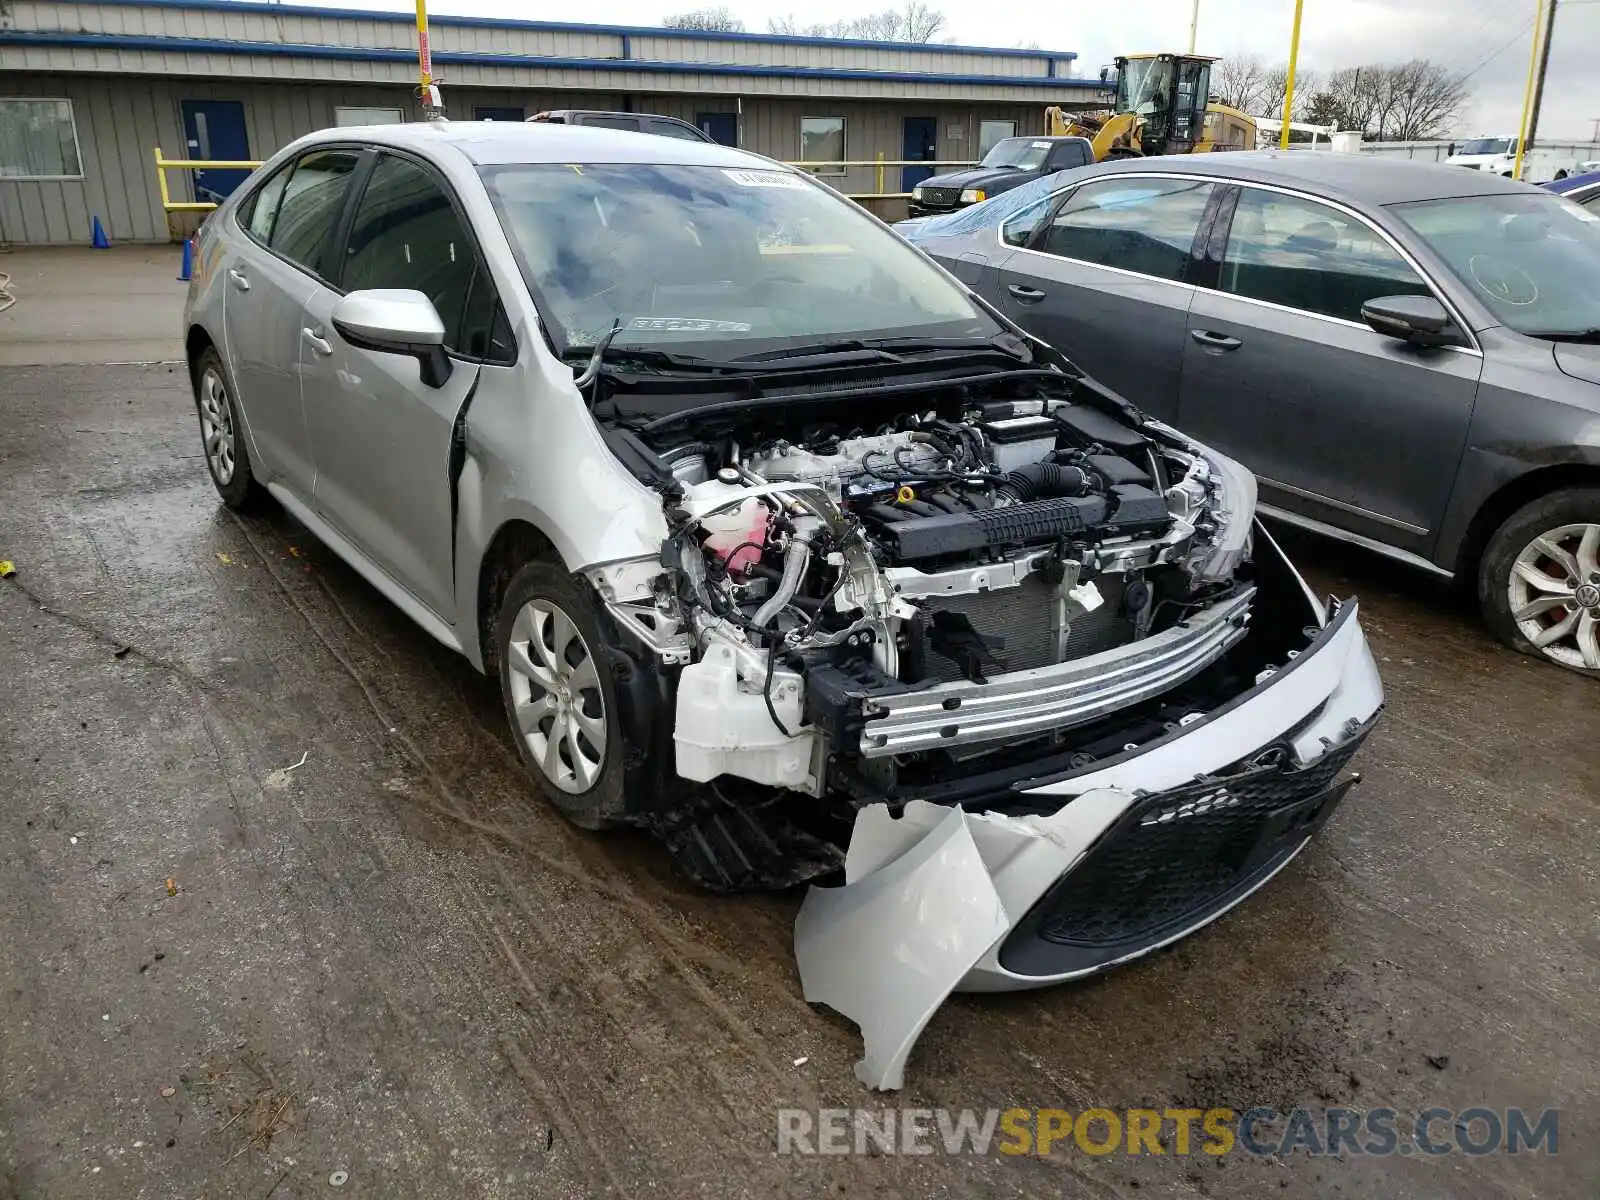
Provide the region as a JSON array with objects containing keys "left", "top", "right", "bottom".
[
  {"left": 333, "top": 106, "right": 405, "bottom": 127},
  {"left": 0, "top": 98, "right": 83, "bottom": 179},
  {"left": 800, "top": 117, "right": 846, "bottom": 176},
  {"left": 978, "top": 120, "right": 1016, "bottom": 159}
]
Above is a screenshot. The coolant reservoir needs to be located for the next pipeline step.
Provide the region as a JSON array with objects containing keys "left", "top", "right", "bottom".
[{"left": 687, "top": 476, "right": 767, "bottom": 574}]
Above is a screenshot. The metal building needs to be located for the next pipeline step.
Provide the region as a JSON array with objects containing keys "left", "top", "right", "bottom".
[{"left": 0, "top": 0, "right": 1098, "bottom": 245}]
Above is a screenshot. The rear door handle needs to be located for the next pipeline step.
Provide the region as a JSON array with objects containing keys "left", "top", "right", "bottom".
[
  {"left": 1007, "top": 284, "right": 1047, "bottom": 303},
  {"left": 226, "top": 267, "right": 249, "bottom": 292},
  {"left": 1191, "top": 329, "right": 1243, "bottom": 351},
  {"left": 302, "top": 326, "right": 333, "bottom": 356}
]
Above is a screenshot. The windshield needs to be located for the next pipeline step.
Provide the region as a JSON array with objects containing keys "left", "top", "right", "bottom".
[
  {"left": 481, "top": 163, "right": 995, "bottom": 353},
  {"left": 979, "top": 138, "right": 1053, "bottom": 171},
  {"left": 1456, "top": 138, "right": 1514, "bottom": 157},
  {"left": 1117, "top": 57, "right": 1176, "bottom": 116},
  {"left": 1393, "top": 193, "right": 1600, "bottom": 336}
]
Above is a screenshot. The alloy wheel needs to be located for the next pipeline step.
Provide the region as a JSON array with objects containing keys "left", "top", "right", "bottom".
[
  {"left": 199, "top": 368, "right": 237, "bottom": 486},
  {"left": 1507, "top": 522, "right": 1600, "bottom": 671},
  {"left": 506, "top": 599, "right": 607, "bottom": 793}
]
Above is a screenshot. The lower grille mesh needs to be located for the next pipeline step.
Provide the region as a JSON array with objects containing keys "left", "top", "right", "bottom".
[{"left": 1029, "top": 739, "right": 1362, "bottom": 951}]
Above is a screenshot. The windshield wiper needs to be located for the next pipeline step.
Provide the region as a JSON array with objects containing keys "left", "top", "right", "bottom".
[
  {"left": 1529, "top": 328, "right": 1600, "bottom": 344},
  {"left": 568, "top": 320, "right": 721, "bottom": 385},
  {"left": 729, "top": 333, "right": 1029, "bottom": 366}
]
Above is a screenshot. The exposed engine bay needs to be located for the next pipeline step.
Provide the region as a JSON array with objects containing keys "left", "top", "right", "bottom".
[{"left": 596, "top": 373, "right": 1259, "bottom": 816}]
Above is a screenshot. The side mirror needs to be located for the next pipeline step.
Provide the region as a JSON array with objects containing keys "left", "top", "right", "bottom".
[
  {"left": 332, "top": 289, "right": 453, "bottom": 387},
  {"left": 1360, "top": 295, "right": 1466, "bottom": 348}
]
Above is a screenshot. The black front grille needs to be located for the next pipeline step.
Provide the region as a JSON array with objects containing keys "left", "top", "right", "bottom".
[
  {"left": 999, "top": 735, "right": 1366, "bottom": 977},
  {"left": 919, "top": 186, "right": 962, "bottom": 207}
]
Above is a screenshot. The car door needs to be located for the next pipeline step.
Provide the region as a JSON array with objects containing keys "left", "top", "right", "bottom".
[
  {"left": 991, "top": 174, "right": 1218, "bottom": 421},
  {"left": 223, "top": 147, "right": 364, "bottom": 501},
  {"left": 1177, "top": 184, "right": 1483, "bottom": 555},
  {"left": 301, "top": 151, "right": 498, "bottom": 619}
]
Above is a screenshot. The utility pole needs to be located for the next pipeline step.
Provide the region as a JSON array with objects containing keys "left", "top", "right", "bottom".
[
  {"left": 1525, "top": 0, "right": 1559, "bottom": 152},
  {"left": 1188, "top": 0, "right": 1200, "bottom": 54},
  {"left": 415, "top": 0, "right": 446, "bottom": 120},
  {"left": 1280, "top": 0, "right": 1305, "bottom": 149},
  {"left": 1513, "top": 0, "right": 1545, "bottom": 180}
]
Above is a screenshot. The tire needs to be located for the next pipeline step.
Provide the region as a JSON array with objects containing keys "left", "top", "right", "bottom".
[
  {"left": 193, "top": 348, "right": 267, "bottom": 511},
  {"left": 1477, "top": 487, "right": 1600, "bottom": 676},
  {"left": 494, "top": 560, "right": 631, "bottom": 829}
]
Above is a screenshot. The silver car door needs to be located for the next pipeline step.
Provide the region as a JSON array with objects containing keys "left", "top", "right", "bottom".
[
  {"left": 303, "top": 152, "right": 489, "bottom": 619},
  {"left": 221, "top": 149, "right": 362, "bottom": 500},
  {"left": 991, "top": 175, "right": 1216, "bottom": 421},
  {"left": 1177, "top": 185, "right": 1482, "bottom": 557}
]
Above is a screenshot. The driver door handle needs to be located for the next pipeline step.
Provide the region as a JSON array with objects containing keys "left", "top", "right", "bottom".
[
  {"left": 1008, "top": 284, "right": 1047, "bottom": 303},
  {"left": 302, "top": 326, "right": 333, "bottom": 357},
  {"left": 226, "top": 267, "right": 250, "bottom": 291},
  {"left": 1191, "top": 329, "right": 1243, "bottom": 351}
]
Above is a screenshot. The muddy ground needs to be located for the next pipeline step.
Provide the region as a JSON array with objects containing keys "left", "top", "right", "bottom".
[{"left": 1, "top": 362, "right": 1595, "bottom": 1199}]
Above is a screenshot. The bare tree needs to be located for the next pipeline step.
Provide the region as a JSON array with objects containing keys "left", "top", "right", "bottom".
[
  {"left": 769, "top": 2, "right": 945, "bottom": 42},
  {"left": 1299, "top": 60, "right": 1463, "bottom": 139},
  {"left": 1212, "top": 55, "right": 1270, "bottom": 113},
  {"left": 1382, "top": 58, "right": 1469, "bottom": 140},
  {"left": 1261, "top": 63, "right": 1319, "bottom": 123},
  {"left": 663, "top": 6, "right": 744, "bottom": 31}
]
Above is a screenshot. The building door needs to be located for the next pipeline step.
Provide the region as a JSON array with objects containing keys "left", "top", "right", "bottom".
[
  {"left": 901, "top": 116, "right": 938, "bottom": 192},
  {"left": 697, "top": 112, "right": 738, "bottom": 146},
  {"left": 180, "top": 100, "right": 251, "bottom": 204},
  {"left": 473, "top": 105, "right": 525, "bottom": 122}
]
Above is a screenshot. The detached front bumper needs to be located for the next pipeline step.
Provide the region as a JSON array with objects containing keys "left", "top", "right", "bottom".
[{"left": 794, "top": 533, "right": 1384, "bottom": 1089}]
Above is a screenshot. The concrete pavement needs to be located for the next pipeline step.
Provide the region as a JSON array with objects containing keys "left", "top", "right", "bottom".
[
  {"left": 0, "top": 356, "right": 1595, "bottom": 1198},
  {"left": 0, "top": 247, "right": 187, "bottom": 367}
]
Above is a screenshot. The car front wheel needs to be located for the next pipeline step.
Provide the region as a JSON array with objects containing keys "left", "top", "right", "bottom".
[
  {"left": 494, "top": 561, "right": 631, "bottom": 829},
  {"left": 1479, "top": 487, "right": 1600, "bottom": 676}
]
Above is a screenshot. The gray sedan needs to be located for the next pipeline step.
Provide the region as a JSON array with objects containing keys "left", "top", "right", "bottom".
[{"left": 904, "top": 151, "right": 1600, "bottom": 676}]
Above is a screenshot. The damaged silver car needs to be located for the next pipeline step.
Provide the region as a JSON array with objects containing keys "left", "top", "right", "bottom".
[{"left": 184, "top": 122, "right": 1384, "bottom": 1089}]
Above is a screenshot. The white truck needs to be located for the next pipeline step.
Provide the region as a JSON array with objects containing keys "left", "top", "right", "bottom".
[{"left": 1444, "top": 135, "right": 1599, "bottom": 183}]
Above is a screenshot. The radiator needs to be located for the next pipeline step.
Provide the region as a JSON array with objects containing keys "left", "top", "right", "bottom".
[{"left": 923, "top": 574, "right": 1133, "bottom": 683}]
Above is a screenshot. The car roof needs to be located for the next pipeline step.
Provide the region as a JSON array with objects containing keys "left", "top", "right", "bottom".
[
  {"left": 1074, "top": 149, "right": 1538, "bottom": 207},
  {"left": 300, "top": 119, "right": 768, "bottom": 169},
  {"left": 1547, "top": 169, "right": 1600, "bottom": 195}
]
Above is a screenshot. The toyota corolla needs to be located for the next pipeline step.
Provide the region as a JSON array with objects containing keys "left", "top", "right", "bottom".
[{"left": 183, "top": 121, "right": 1384, "bottom": 1089}]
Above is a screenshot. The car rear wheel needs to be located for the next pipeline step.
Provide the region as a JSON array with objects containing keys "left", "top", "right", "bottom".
[
  {"left": 193, "top": 348, "right": 266, "bottom": 511},
  {"left": 494, "top": 561, "right": 630, "bottom": 829},
  {"left": 1478, "top": 487, "right": 1600, "bottom": 676}
]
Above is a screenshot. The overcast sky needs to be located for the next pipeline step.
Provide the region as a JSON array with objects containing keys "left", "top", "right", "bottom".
[{"left": 295, "top": 0, "right": 1600, "bottom": 140}]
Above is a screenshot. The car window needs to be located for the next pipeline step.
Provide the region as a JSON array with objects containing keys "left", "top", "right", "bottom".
[
  {"left": 269, "top": 149, "right": 362, "bottom": 278},
  {"left": 1393, "top": 192, "right": 1600, "bottom": 338},
  {"left": 1222, "top": 188, "right": 1432, "bottom": 323},
  {"left": 1001, "top": 192, "right": 1061, "bottom": 246},
  {"left": 238, "top": 163, "right": 292, "bottom": 242},
  {"left": 579, "top": 114, "right": 640, "bottom": 132},
  {"left": 642, "top": 118, "right": 706, "bottom": 142},
  {"left": 1046, "top": 141, "right": 1090, "bottom": 171},
  {"left": 342, "top": 153, "right": 484, "bottom": 354},
  {"left": 1038, "top": 177, "right": 1215, "bottom": 281}
]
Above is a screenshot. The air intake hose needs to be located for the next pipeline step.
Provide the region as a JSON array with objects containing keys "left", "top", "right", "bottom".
[{"left": 994, "top": 462, "right": 1093, "bottom": 503}]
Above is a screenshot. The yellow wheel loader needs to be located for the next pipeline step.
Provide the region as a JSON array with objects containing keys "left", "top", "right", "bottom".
[{"left": 1047, "top": 53, "right": 1257, "bottom": 161}]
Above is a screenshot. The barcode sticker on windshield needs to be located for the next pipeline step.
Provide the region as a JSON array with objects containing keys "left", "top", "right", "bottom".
[
  {"left": 1031, "top": 141, "right": 1052, "bottom": 149},
  {"left": 723, "top": 169, "right": 805, "bottom": 189}
]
